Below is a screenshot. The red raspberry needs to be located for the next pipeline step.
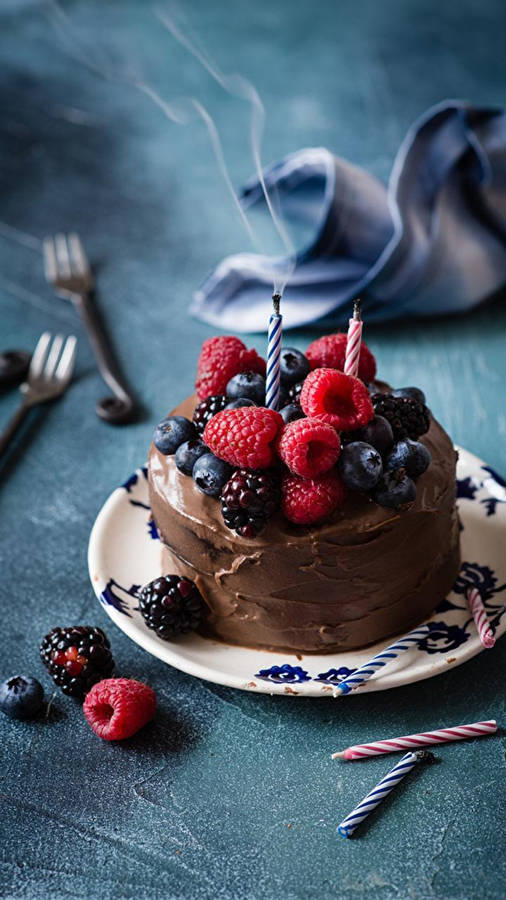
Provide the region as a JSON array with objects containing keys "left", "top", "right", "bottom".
[
  {"left": 281, "top": 471, "right": 345, "bottom": 524},
  {"left": 277, "top": 417, "right": 341, "bottom": 477},
  {"left": 300, "top": 369, "right": 374, "bottom": 432},
  {"left": 196, "top": 336, "right": 266, "bottom": 401},
  {"left": 306, "top": 333, "right": 376, "bottom": 383},
  {"left": 83, "top": 678, "right": 156, "bottom": 741},
  {"left": 204, "top": 407, "right": 283, "bottom": 469}
]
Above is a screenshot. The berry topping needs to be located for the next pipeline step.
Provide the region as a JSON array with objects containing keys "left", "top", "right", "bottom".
[
  {"left": 226, "top": 371, "right": 266, "bottom": 405},
  {"left": 203, "top": 407, "right": 284, "bottom": 469},
  {"left": 346, "top": 415, "right": 394, "bottom": 456},
  {"left": 192, "top": 452, "right": 233, "bottom": 497},
  {"left": 220, "top": 469, "right": 281, "bottom": 538},
  {"left": 279, "top": 347, "right": 310, "bottom": 386},
  {"left": 300, "top": 369, "right": 374, "bottom": 432},
  {"left": 306, "top": 333, "right": 377, "bottom": 383},
  {"left": 277, "top": 417, "right": 341, "bottom": 478},
  {"left": 371, "top": 393, "right": 430, "bottom": 441},
  {"left": 154, "top": 416, "right": 197, "bottom": 455},
  {"left": 287, "top": 381, "right": 304, "bottom": 405},
  {"left": 371, "top": 468, "right": 417, "bottom": 509},
  {"left": 279, "top": 403, "right": 305, "bottom": 425},
  {"left": 40, "top": 626, "right": 114, "bottom": 699},
  {"left": 175, "top": 438, "right": 207, "bottom": 476},
  {"left": 192, "top": 395, "right": 228, "bottom": 433},
  {"left": 281, "top": 470, "right": 345, "bottom": 525},
  {"left": 225, "top": 397, "right": 256, "bottom": 410},
  {"left": 139, "top": 575, "right": 206, "bottom": 639},
  {"left": 392, "top": 386, "right": 426, "bottom": 405},
  {"left": 196, "top": 336, "right": 266, "bottom": 401},
  {"left": 384, "top": 439, "right": 431, "bottom": 478},
  {"left": 0, "top": 675, "right": 44, "bottom": 720},
  {"left": 83, "top": 678, "right": 156, "bottom": 741},
  {"left": 338, "top": 441, "right": 383, "bottom": 491}
]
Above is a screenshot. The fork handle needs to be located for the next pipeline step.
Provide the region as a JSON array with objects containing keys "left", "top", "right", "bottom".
[
  {"left": 70, "top": 292, "right": 137, "bottom": 425},
  {"left": 0, "top": 402, "right": 30, "bottom": 458}
]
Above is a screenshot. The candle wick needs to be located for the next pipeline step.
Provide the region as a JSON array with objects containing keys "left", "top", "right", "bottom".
[
  {"left": 353, "top": 298, "right": 362, "bottom": 321},
  {"left": 272, "top": 292, "right": 281, "bottom": 316}
]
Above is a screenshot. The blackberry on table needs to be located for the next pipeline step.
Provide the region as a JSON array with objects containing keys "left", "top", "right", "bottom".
[
  {"left": 192, "top": 395, "right": 228, "bottom": 433},
  {"left": 371, "top": 393, "right": 430, "bottom": 441},
  {"left": 139, "top": 576, "right": 206, "bottom": 640},
  {"left": 220, "top": 468, "right": 281, "bottom": 538},
  {"left": 40, "top": 626, "right": 114, "bottom": 700}
]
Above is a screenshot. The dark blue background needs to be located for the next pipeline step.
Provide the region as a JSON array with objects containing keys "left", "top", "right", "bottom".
[{"left": 1, "top": 2, "right": 505, "bottom": 898}]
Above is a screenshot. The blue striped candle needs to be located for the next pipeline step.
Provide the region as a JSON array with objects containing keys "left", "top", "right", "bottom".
[
  {"left": 337, "top": 750, "right": 431, "bottom": 838},
  {"left": 265, "top": 293, "right": 283, "bottom": 410},
  {"left": 335, "top": 624, "right": 430, "bottom": 695}
]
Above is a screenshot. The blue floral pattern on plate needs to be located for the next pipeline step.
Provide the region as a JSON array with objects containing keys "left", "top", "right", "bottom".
[{"left": 255, "top": 664, "right": 311, "bottom": 684}]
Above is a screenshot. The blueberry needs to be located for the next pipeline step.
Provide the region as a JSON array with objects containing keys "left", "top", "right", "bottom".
[
  {"left": 280, "top": 403, "right": 305, "bottom": 424},
  {"left": 0, "top": 675, "right": 44, "bottom": 720},
  {"left": 385, "top": 439, "right": 431, "bottom": 478},
  {"left": 279, "top": 348, "right": 310, "bottom": 387},
  {"left": 154, "top": 416, "right": 196, "bottom": 455},
  {"left": 225, "top": 397, "right": 257, "bottom": 410},
  {"left": 392, "top": 386, "right": 426, "bottom": 405},
  {"left": 193, "top": 453, "right": 233, "bottom": 497},
  {"left": 175, "top": 438, "right": 208, "bottom": 476},
  {"left": 226, "top": 371, "right": 266, "bottom": 405},
  {"left": 338, "top": 441, "right": 383, "bottom": 491},
  {"left": 350, "top": 415, "right": 394, "bottom": 456},
  {"left": 371, "top": 469, "right": 416, "bottom": 508}
]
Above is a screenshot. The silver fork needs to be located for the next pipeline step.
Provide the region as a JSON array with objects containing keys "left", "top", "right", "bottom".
[
  {"left": 43, "top": 233, "right": 137, "bottom": 425},
  {"left": 0, "top": 332, "right": 77, "bottom": 458}
]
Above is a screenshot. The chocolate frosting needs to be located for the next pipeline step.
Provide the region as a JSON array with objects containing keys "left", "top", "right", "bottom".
[{"left": 148, "top": 392, "right": 460, "bottom": 653}]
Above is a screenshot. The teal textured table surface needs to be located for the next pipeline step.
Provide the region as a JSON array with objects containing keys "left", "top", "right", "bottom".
[{"left": 0, "top": 2, "right": 505, "bottom": 898}]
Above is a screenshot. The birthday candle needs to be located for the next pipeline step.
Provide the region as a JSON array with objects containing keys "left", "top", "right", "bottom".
[
  {"left": 337, "top": 750, "right": 432, "bottom": 838},
  {"left": 265, "top": 293, "right": 282, "bottom": 410},
  {"left": 331, "top": 719, "right": 498, "bottom": 760},
  {"left": 467, "top": 587, "right": 496, "bottom": 648},
  {"left": 344, "top": 299, "right": 363, "bottom": 378},
  {"left": 335, "top": 624, "right": 430, "bottom": 695}
]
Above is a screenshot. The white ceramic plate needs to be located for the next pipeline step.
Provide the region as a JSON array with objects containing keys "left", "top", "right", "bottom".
[{"left": 88, "top": 447, "right": 506, "bottom": 696}]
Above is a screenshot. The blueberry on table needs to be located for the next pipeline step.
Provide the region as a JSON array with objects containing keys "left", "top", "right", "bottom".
[
  {"left": 280, "top": 403, "right": 305, "bottom": 424},
  {"left": 193, "top": 453, "right": 232, "bottom": 497},
  {"left": 226, "top": 371, "right": 266, "bottom": 405},
  {"left": 350, "top": 415, "right": 394, "bottom": 456},
  {"left": 175, "top": 438, "right": 208, "bottom": 476},
  {"left": 279, "top": 348, "right": 310, "bottom": 387},
  {"left": 0, "top": 675, "right": 44, "bottom": 720},
  {"left": 338, "top": 441, "right": 383, "bottom": 491},
  {"left": 385, "top": 439, "right": 431, "bottom": 478},
  {"left": 225, "top": 397, "right": 256, "bottom": 410},
  {"left": 371, "top": 468, "right": 417, "bottom": 508},
  {"left": 392, "top": 386, "right": 426, "bottom": 405},
  {"left": 154, "top": 416, "right": 196, "bottom": 454}
]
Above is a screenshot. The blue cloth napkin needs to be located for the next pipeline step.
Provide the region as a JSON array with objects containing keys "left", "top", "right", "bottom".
[{"left": 192, "top": 100, "right": 506, "bottom": 332}]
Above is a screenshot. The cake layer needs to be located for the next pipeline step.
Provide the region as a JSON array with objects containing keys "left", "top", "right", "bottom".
[{"left": 148, "top": 395, "right": 460, "bottom": 653}]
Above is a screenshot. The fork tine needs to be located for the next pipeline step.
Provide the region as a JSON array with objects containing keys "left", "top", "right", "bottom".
[
  {"left": 55, "top": 335, "right": 77, "bottom": 384},
  {"left": 43, "top": 237, "right": 58, "bottom": 284},
  {"left": 68, "top": 233, "right": 91, "bottom": 277},
  {"left": 44, "top": 335, "right": 64, "bottom": 380},
  {"left": 29, "top": 332, "right": 52, "bottom": 380},
  {"left": 55, "top": 233, "right": 71, "bottom": 278}
]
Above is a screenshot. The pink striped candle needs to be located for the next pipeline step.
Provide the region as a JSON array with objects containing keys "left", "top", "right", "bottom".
[
  {"left": 331, "top": 719, "right": 497, "bottom": 760},
  {"left": 344, "top": 299, "right": 363, "bottom": 378},
  {"left": 467, "top": 587, "right": 496, "bottom": 648}
]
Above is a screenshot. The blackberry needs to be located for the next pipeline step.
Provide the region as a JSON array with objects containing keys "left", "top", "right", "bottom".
[
  {"left": 192, "top": 394, "right": 228, "bottom": 433},
  {"left": 40, "top": 626, "right": 114, "bottom": 700},
  {"left": 220, "top": 468, "right": 281, "bottom": 538},
  {"left": 371, "top": 393, "right": 430, "bottom": 441},
  {"left": 139, "top": 576, "right": 206, "bottom": 640},
  {"left": 287, "top": 381, "right": 304, "bottom": 405}
]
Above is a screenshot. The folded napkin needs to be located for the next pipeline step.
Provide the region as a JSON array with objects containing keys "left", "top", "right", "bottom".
[{"left": 192, "top": 100, "right": 506, "bottom": 332}]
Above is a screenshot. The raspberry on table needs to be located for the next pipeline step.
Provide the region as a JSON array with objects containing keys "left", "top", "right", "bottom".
[
  {"left": 371, "top": 393, "right": 430, "bottom": 440},
  {"left": 220, "top": 468, "right": 281, "bottom": 538},
  {"left": 306, "top": 333, "right": 377, "bottom": 383},
  {"left": 83, "top": 678, "right": 156, "bottom": 741},
  {"left": 139, "top": 575, "right": 206, "bottom": 640},
  {"left": 277, "top": 417, "right": 341, "bottom": 478},
  {"left": 281, "top": 470, "right": 346, "bottom": 525},
  {"left": 40, "top": 626, "right": 114, "bottom": 700},
  {"left": 300, "top": 369, "right": 374, "bottom": 432},
  {"left": 196, "top": 336, "right": 266, "bottom": 401},
  {"left": 192, "top": 395, "right": 228, "bottom": 433},
  {"left": 203, "top": 407, "right": 284, "bottom": 469}
]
